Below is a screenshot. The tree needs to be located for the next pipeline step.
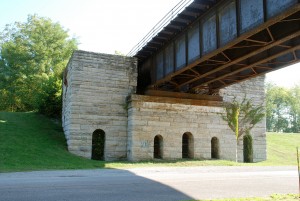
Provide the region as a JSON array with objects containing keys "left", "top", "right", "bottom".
[
  {"left": 37, "top": 76, "right": 63, "bottom": 117},
  {"left": 221, "top": 97, "right": 265, "bottom": 162},
  {"left": 265, "top": 83, "right": 300, "bottom": 133},
  {"left": 0, "top": 14, "right": 78, "bottom": 116},
  {"left": 265, "top": 84, "right": 291, "bottom": 132},
  {"left": 288, "top": 85, "right": 300, "bottom": 133}
]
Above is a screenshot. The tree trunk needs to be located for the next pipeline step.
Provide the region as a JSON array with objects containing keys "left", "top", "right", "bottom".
[{"left": 236, "top": 140, "right": 238, "bottom": 162}]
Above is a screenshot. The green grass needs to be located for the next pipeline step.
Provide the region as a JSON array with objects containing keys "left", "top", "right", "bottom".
[
  {"left": 259, "top": 132, "right": 300, "bottom": 166},
  {"left": 199, "top": 194, "right": 299, "bottom": 201},
  {"left": 0, "top": 111, "right": 235, "bottom": 172},
  {"left": 0, "top": 112, "right": 299, "bottom": 172},
  {"left": 0, "top": 112, "right": 107, "bottom": 172}
]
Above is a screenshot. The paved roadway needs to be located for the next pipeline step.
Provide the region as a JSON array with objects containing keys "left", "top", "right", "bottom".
[{"left": 0, "top": 166, "right": 297, "bottom": 201}]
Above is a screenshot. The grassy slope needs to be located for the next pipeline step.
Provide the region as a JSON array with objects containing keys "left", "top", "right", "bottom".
[
  {"left": 0, "top": 112, "right": 299, "bottom": 172},
  {"left": 0, "top": 112, "right": 106, "bottom": 172},
  {"left": 261, "top": 132, "right": 300, "bottom": 166}
]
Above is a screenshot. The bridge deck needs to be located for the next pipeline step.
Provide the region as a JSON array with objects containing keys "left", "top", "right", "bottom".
[{"left": 130, "top": 0, "right": 300, "bottom": 95}]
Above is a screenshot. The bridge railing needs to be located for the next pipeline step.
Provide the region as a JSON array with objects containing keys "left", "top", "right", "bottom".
[{"left": 127, "top": 0, "right": 194, "bottom": 57}]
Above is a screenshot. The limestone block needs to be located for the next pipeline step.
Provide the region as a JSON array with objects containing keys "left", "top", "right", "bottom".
[
  {"left": 128, "top": 119, "right": 148, "bottom": 126},
  {"left": 148, "top": 121, "right": 170, "bottom": 127}
]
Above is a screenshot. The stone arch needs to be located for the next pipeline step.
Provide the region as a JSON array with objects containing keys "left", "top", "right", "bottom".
[
  {"left": 182, "top": 132, "right": 194, "bottom": 159},
  {"left": 211, "top": 137, "right": 220, "bottom": 159},
  {"left": 91, "top": 129, "right": 105, "bottom": 160},
  {"left": 154, "top": 135, "right": 163, "bottom": 159}
]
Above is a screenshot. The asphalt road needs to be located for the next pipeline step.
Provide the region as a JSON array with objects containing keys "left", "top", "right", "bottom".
[{"left": 0, "top": 166, "right": 297, "bottom": 201}]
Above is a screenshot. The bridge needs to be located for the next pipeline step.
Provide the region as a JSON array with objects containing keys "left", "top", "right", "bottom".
[{"left": 128, "top": 0, "right": 300, "bottom": 96}]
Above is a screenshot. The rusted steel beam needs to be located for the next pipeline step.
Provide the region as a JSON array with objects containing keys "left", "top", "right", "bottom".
[
  {"left": 252, "top": 65, "right": 273, "bottom": 70},
  {"left": 157, "top": 32, "right": 172, "bottom": 38},
  {"left": 221, "top": 52, "right": 231, "bottom": 61},
  {"left": 190, "top": 68, "right": 200, "bottom": 76},
  {"left": 170, "top": 20, "right": 187, "bottom": 27},
  {"left": 244, "top": 38, "right": 268, "bottom": 44},
  {"left": 281, "top": 18, "right": 300, "bottom": 22},
  {"left": 192, "top": 44, "right": 300, "bottom": 90},
  {"left": 164, "top": 26, "right": 181, "bottom": 32},
  {"left": 151, "top": 37, "right": 167, "bottom": 43},
  {"left": 136, "top": 54, "right": 148, "bottom": 58},
  {"left": 266, "top": 27, "right": 275, "bottom": 42},
  {"left": 210, "top": 58, "right": 300, "bottom": 91},
  {"left": 229, "top": 44, "right": 266, "bottom": 49},
  {"left": 176, "top": 30, "right": 300, "bottom": 88},
  {"left": 185, "top": 7, "right": 205, "bottom": 13},
  {"left": 251, "top": 67, "right": 258, "bottom": 74},
  {"left": 193, "top": 0, "right": 215, "bottom": 7},
  {"left": 177, "top": 13, "right": 196, "bottom": 21}
]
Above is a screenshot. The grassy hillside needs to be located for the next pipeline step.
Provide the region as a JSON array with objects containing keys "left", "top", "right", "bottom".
[
  {"left": 0, "top": 112, "right": 299, "bottom": 172},
  {"left": 262, "top": 132, "right": 300, "bottom": 166},
  {"left": 0, "top": 112, "right": 105, "bottom": 172}
]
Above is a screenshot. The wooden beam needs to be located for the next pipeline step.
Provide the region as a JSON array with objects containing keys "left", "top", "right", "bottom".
[
  {"left": 128, "top": 94, "right": 223, "bottom": 107},
  {"left": 145, "top": 90, "right": 223, "bottom": 101}
]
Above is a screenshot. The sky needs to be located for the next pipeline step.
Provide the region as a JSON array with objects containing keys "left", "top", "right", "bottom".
[{"left": 0, "top": 0, "right": 299, "bottom": 87}]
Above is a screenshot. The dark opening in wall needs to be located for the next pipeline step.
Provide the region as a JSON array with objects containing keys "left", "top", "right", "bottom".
[
  {"left": 154, "top": 135, "right": 163, "bottom": 159},
  {"left": 92, "top": 129, "right": 105, "bottom": 160},
  {"left": 211, "top": 137, "right": 220, "bottom": 159},
  {"left": 182, "top": 132, "right": 194, "bottom": 159}
]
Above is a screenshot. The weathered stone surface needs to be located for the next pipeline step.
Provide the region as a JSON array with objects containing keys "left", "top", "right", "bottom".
[
  {"left": 127, "top": 95, "right": 234, "bottom": 161},
  {"left": 220, "top": 76, "right": 266, "bottom": 162},
  {"left": 62, "top": 50, "right": 137, "bottom": 161},
  {"left": 62, "top": 50, "right": 266, "bottom": 163},
  {"left": 127, "top": 76, "right": 266, "bottom": 162}
]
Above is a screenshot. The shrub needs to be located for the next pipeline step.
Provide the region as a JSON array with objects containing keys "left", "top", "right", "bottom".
[{"left": 243, "top": 134, "right": 253, "bottom": 163}]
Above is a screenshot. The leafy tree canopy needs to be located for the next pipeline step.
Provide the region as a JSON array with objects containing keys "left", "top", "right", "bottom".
[
  {"left": 266, "top": 83, "right": 300, "bottom": 133},
  {"left": 222, "top": 97, "right": 265, "bottom": 140},
  {"left": 0, "top": 14, "right": 78, "bottom": 115},
  {"left": 221, "top": 96, "right": 265, "bottom": 162}
]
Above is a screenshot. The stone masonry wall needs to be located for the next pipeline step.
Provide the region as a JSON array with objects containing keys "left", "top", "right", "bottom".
[
  {"left": 62, "top": 50, "right": 137, "bottom": 160},
  {"left": 127, "top": 76, "right": 266, "bottom": 162},
  {"left": 220, "top": 76, "right": 266, "bottom": 162},
  {"left": 127, "top": 95, "right": 236, "bottom": 161}
]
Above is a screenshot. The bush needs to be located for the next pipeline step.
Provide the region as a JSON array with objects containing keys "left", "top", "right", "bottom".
[{"left": 243, "top": 134, "right": 253, "bottom": 163}]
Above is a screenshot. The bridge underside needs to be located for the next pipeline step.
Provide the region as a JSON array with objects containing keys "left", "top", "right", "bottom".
[
  {"left": 134, "top": 1, "right": 300, "bottom": 96},
  {"left": 152, "top": 8, "right": 300, "bottom": 95}
]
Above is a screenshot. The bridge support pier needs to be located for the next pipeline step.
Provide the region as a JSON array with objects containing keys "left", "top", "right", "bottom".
[
  {"left": 62, "top": 51, "right": 266, "bottom": 162},
  {"left": 127, "top": 74, "right": 266, "bottom": 162}
]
